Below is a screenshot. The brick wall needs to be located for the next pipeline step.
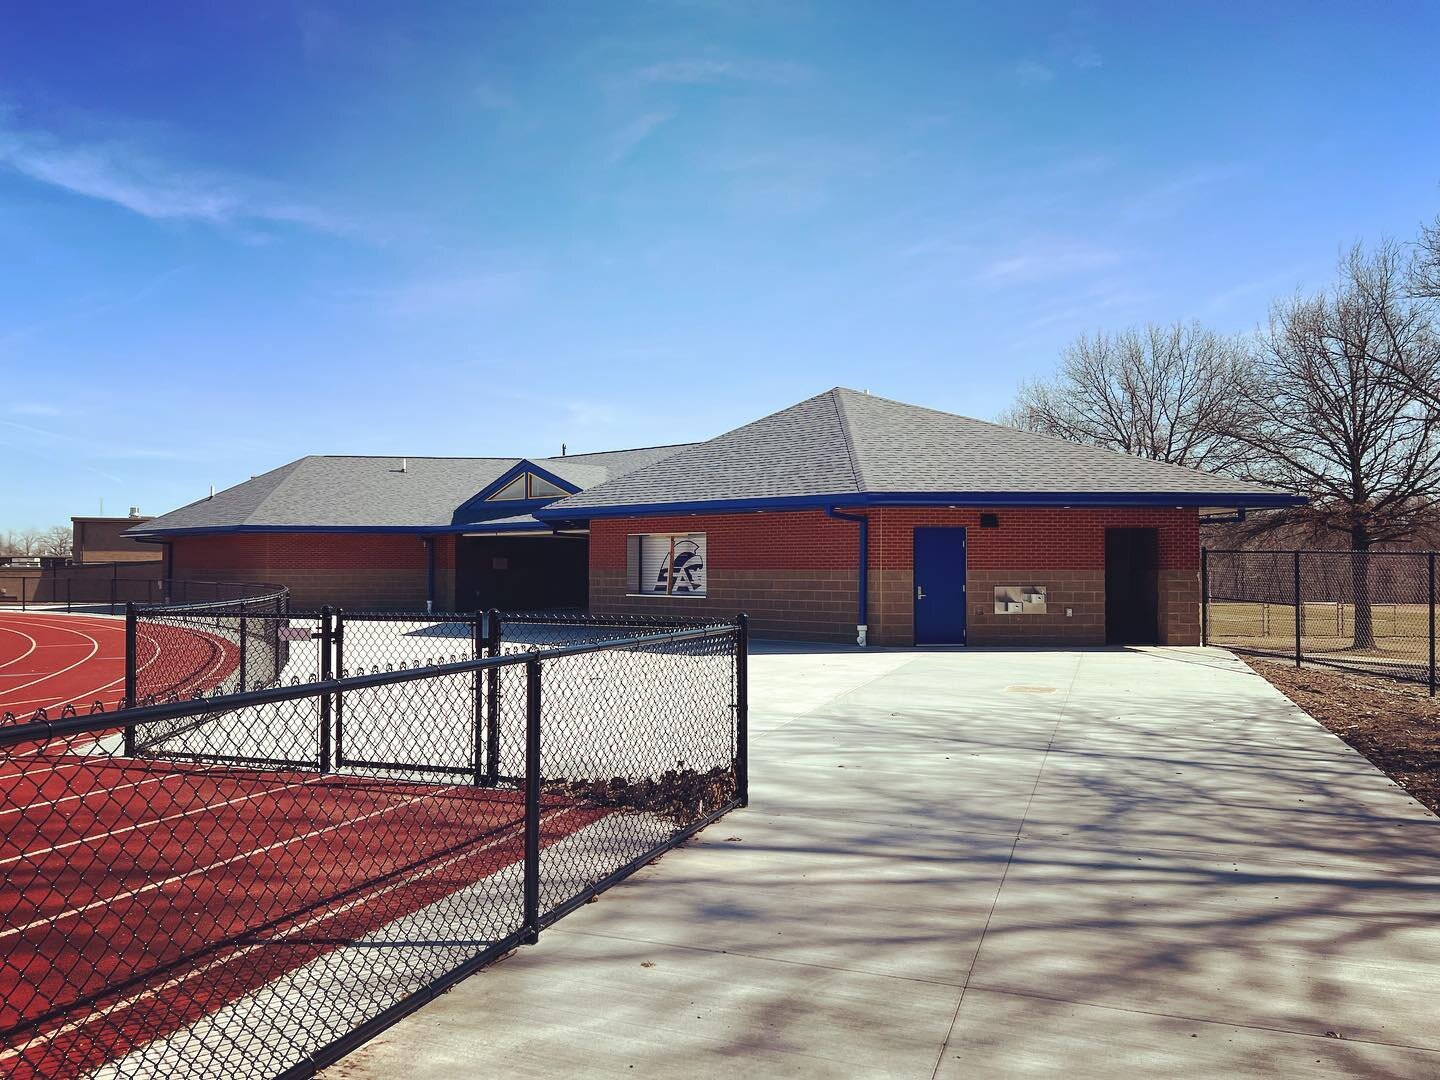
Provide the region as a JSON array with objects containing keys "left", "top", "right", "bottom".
[
  {"left": 168, "top": 532, "right": 456, "bottom": 610},
  {"left": 869, "top": 507, "right": 1200, "bottom": 646},
  {"left": 589, "top": 512, "right": 860, "bottom": 642},
  {"left": 591, "top": 506, "right": 1201, "bottom": 647}
]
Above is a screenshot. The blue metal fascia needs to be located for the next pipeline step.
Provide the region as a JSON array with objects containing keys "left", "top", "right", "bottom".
[{"left": 537, "top": 489, "right": 1304, "bottom": 521}]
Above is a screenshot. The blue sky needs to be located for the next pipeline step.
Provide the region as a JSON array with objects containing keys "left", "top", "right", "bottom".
[{"left": 2, "top": 2, "right": 1439, "bottom": 529}]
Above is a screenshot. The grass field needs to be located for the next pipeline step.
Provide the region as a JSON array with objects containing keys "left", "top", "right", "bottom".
[{"left": 1208, "top": 599, "right": 1433, "bottom": 679}]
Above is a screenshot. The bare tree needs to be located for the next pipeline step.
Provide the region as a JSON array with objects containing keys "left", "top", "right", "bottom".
[
  {"left": 1005, "top": 321, "right": 1252, "bottom": 473},
  {"left": 37, "top": 525, "right": 72, "bottom": 559},
  {"left": 1230, "top": 240, "right": 1440, "bottom": 647},
  {"left": 1413, "top": 212, "right": 1440, "bottom": 303},
  {"left": 4, "top": 528, "right": 45, "bottom": 557}
]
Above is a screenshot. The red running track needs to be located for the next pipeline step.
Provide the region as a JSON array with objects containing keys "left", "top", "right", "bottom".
[
  {"left": 0, "top": 749, "right": 599, "bottom": 1079},
  {"left": 0, "top": 612, "right": 240, "bottom": 719}
]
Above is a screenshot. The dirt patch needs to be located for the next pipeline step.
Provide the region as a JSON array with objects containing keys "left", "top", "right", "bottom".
[{"left": 1247, "top": 658, "right": 1440, "bottom": 816}]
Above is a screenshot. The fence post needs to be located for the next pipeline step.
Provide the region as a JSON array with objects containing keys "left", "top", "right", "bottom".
[
  {"left": 110, "top": 564, "right": 117, "bottom": 615},
  {"left": 1293, "top": 551, "right": 1302, "bottom": 668},
  {"left": 238, "top": 612, "right": 248, "bottom": 694},
  {"left": 736, "top": 612, "right": 749, "bottom": 808},
  {"left": 1200, "top": 548, "right": 1209, "bottom": 646},
  {"left": 523, "top": 655, "right": 542, "bottom": 944},
  {"left": 319, "top": 606, "right": 333, "bottom": 773},
  {"left": 472, "top": 615, "right": 485, "bottom": 785},
  {"left": 333, "top": 609, "right": 345, "bottom": 763},
  {"left": 1429, "top": 552, "right": 1435, "bottom": 697},
  {"left": 123, "top": 603, "right": 137, "bottom": 755},
  {"left": 484, "top": 609, "right": 501, "bottom": 787},
  {"left": 66, "top": 576, "right": 72, "bottom": 613}
]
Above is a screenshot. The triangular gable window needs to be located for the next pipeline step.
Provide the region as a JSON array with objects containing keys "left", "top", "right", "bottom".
[
  {"left": 529, "top": 474, "right": 568, "bottom": 498},
  {"left": 485, "top": 472, "right": 571, "bottom": 501},
  {"left": 488, "top": 475, "right": 530, "bottom": 501}
]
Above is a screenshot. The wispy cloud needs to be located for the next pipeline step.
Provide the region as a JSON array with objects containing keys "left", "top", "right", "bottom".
[
  {"left": 379, "top": 270, "right": 534, "bottom": 316},
  {"left": 0, "top": 418, "right": 187, "bottom": 474},
  {"left": 1121, "top": 164, "right": 1246, "bottom": 223},
  {"left": 607, "top": 109, "right": 677, "bottom": 165},
  {"left": 1014, "top": 61, "right": 1057, "bottom": 87},
  {"left": 632, "top": 57, "right": 811, "bottom": 86},
  {"left": 1202, "top": 264, "right": 1315, "bottom": 316},
  {"left": 9, "top": 403, "right": 62, "bottom": 417},
  {"left": 0, "top": 115, "right": 351, "bottom": 235},
  {"left": 471, "top": 82, "right": 516, "bottom": 112},
  {"left": 977, "top": 239, "right": 1124, "bottom": 284},
  {"left": 1013, "top": 20, "right": 1103, "bottom": 87}
]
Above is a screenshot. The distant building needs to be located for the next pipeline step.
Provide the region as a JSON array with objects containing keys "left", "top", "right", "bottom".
[{"left": 72, "top": 510, "right": 162, "bottom": 564}]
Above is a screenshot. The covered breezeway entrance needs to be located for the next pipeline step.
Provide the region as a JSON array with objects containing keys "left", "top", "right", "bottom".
[{"left": 455, "top": 533, "right": 588, "bottom": 611}]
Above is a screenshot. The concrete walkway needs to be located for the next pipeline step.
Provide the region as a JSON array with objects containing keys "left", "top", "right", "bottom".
[{"left": 325, "top": 646, "right": 1440, "bottom": 1079}]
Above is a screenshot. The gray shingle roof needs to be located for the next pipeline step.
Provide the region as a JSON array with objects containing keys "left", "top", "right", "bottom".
[
  {"left": 129, "top": 445, "right": 694, "bottom": 535},
  {"left": 541, "top": 388, "right": 1298, "bottom": 515}
]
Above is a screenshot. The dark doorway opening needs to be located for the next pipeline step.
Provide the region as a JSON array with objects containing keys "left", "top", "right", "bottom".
[
  {"left": 456, "top": 535, "right": 588, "bottom": 611},
  {"left": 1104, "top": 527, "right": 1160, "bottom": 645}
]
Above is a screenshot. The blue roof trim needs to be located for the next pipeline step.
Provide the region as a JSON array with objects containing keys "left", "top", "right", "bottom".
[
  {"left": 537, "top": 489, "right": 1305, "bottom": 521},
  {"left": 453, "top": 460, "right": 579, "bottom": 522},
  {"left": 452, "top": 499, "right": 565, "bottom": 526},
  {"left": 127, "top": 524, "right": 486, "bottom": 539}
]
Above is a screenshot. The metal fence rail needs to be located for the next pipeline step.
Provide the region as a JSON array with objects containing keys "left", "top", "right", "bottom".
[
  {"left": 0, "top": 616, "right": 747, "bottom": 1079},
  {"left": 0, "top": 564, "right": 284, "bottom": 614},
  {"left": 1203, "top": 548, "right": 1437, "bottom": 692}
]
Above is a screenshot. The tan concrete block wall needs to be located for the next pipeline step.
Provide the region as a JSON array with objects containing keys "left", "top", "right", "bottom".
[
  {"left": 965, "top": 569, "right": 1107, "bottom": 646},
  {"left": 1161, "top": 568, "right": 1201, "bottom": 645},
  {"left": 873, "top": 567, "right": 1201, "bottom": 647},
  {"left": 591, "top": 568, "right": 859, "bottom": 643}
]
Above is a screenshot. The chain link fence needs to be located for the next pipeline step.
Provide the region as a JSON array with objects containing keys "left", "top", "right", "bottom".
[
  {"left": 0, "top": 615, "right": 747, "bottom": 1079},
  {"left": 0, "top": 564, "right": 284, "bottom": 614},
  {"left": 1203, "top": 549, "right": 1437, "bottom": 690}
]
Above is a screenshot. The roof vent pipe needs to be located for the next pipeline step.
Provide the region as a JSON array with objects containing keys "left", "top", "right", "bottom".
[
  {"left": 208, "top": 484, "right": 215, "bottom": 499},
  {"left": 401, "top": 458, "right": 408, "bottom": 473}
]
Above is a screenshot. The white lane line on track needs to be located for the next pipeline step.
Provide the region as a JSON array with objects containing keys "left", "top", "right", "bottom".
[
  {"left": 0, "top": 788, "right": 445, "bottom": 942},
  {"left": 1, "top": 777, "right": 323, "bottom": 869},
  {"left": 0, "top": 614, "right": 162, "bottom": 714},
  {"left": 0, "top": 772, "right": 173, "bottom": 823},
  {"left": 0, "top": 805, "right": 573, "bottom": 1068},
  {"left": 0, "top": 625, "right": 39, "bottom": 672},
  {"left": 0, "top": 620, "right": 99, "bottom": 702}
]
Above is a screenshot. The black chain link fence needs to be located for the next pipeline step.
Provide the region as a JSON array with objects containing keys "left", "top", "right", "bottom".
[
  {"left": 1203, "top": 549, "right": 1437, "bottom": 690},
  {"left": 0, "top": 615, "right": 747, "bottom": 1079},
  {"left": 131, "top": 589, "right": 292, "bottom": 705},
  {"left": 0, "top": 564, "right": 284, "bottom": 615}
]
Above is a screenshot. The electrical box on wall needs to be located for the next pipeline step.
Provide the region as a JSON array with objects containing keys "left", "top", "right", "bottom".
[{"left": 979, "top": 513, "right": 999, "bottom": 528}]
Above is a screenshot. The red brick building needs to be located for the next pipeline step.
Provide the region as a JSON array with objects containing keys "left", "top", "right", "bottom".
[{"left": 130, "top": 389, "right": 1298, "bottom": 645}]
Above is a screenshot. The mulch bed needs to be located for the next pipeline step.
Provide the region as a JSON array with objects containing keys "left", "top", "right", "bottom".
[{"left": 1246, "top": 658, "right": 1440, "bottom": 816}]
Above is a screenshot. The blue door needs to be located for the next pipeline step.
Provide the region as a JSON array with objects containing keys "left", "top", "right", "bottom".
[{"left": 913, "top": 527, "right": 968, "bottom": 645}]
